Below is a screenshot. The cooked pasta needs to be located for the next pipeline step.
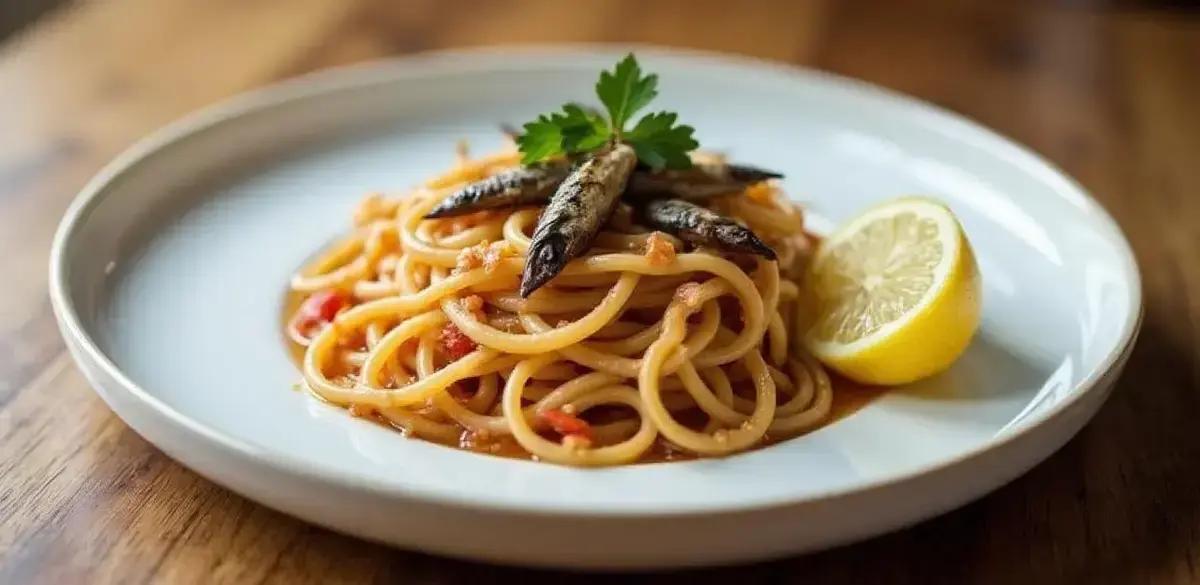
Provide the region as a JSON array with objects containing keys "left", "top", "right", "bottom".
[{"left": 285, "top": 146, "right": 835, "bottom": 466}]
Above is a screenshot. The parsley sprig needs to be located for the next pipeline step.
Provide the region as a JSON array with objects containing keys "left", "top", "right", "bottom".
[{"left": 516, "top": 54, "right": 699, "bottom": 170}]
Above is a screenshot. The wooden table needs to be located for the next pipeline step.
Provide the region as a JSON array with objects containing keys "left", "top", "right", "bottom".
[{"left": 1, "top": 1, "right": 1196, "bottom": 582}]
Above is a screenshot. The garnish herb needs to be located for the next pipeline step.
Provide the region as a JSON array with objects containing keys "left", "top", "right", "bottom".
[{"left": 517, "top": 54, "right": 699, "bottom": 170}]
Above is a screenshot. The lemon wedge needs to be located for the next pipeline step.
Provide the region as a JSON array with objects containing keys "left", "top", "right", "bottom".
[{"left": 805, "top": 197, "right": 981, "bottom": 385}]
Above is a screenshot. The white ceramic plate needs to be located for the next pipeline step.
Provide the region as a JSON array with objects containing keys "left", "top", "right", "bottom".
[{"left": 50, "top": 46, "right": 1141, "bottom": 569}]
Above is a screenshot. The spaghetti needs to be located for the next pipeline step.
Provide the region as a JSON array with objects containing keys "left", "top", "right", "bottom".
[{"left": 286, "top": 147, "right": 833, "bottom": 466}]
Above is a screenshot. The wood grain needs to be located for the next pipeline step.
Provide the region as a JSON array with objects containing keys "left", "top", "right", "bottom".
[{"left": 0, "top": 0, "right": 1196, "bottom": 583}]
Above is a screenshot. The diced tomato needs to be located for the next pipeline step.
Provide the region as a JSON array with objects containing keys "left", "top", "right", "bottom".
[
  {"left": 539, "top": 409, "right": 592, "bottom": 441},
  {"left": 300, "top": 290, "right": 347, "bottom": 323},
  {"left": 439, "top": 324, "right": 477, "bottom": 360},
  {"left": 293, "top": 290, "right": 347, "bottom": 338}
]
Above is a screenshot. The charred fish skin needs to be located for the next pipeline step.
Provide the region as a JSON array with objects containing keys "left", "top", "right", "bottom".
[
  {"left": 425, "top": 162, "right": 571, "bottom": 219},
  {"left": 639, "top": 198, "right": 777, "bottom": 260},
  {"left": 521, "top": 144, "right": 638, "bottom": 297},
  {"left": 626, "top": 162, "right": 783, "bottom": 201},
  {"left": 725, "top": 163, "right": 783, "bottom": 184}
]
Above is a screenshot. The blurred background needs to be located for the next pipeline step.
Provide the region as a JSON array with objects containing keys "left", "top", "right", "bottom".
[
  {"left": 3, "top": 0, "right": 1195, "bottom": 306},
  {"left": 2, "top": 0, "right": 1195, "bottom": 203},
  {"left": 2, "top": 1, "right": 1198, "bottom": 583}
]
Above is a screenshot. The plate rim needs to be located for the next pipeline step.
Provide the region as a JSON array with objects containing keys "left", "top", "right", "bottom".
[{"left": 48, "top": 43, "right": 1144, "bottom": 518}]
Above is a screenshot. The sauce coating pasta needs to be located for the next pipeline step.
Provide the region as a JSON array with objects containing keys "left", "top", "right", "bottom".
[{"left": 285, "top": 147, "right": 870, "bottom": 466}]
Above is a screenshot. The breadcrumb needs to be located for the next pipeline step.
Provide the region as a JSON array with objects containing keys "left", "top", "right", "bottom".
[
  {"left": 482, "top": 240, "right": 516, "bottom": 273},
  {"left": 643, "top": 231, "right": 677, "bottom": 266},
  {"left": 674, "top": 282, "right": 704, "bottom": 309},
  {"left": 461, "top": 295, "right": 486, "bottom": 320},
  {"left": 456, "top": 239, "right": 515, "bottom": 274},
  {"left": 455, "top": 241, "right": 487, "bottom": 272}
]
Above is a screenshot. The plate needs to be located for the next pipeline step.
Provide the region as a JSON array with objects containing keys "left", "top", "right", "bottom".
[{"left": 49, "top": 46, "right": 1141, "bottom": 569}]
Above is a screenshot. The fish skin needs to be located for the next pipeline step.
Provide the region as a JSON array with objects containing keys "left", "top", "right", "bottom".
[
  {"left": 426, "top": 160, "right": 781, "bottom": 218},
  {"left": 724, "top": 163, "right": 784, "bottom": 184},
  {"left": 639, "top": 198, "right": 777, "bottom": 260},
  {"left": 424, "top": 161, "right": 571, "bottom": 218},
  {"left": 521, "top": 143, "right": 637, "bottom": 297},
  {"left": 625, "top": 162, "right": 783, "bottom": 201}
]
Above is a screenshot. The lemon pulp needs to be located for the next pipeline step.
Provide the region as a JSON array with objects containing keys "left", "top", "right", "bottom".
[{"left": 806, "top": 197, "right": 981, "bottom": 385}]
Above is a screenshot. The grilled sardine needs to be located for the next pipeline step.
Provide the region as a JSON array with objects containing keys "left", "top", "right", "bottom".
[
  {"left": 425, "top": 162, "right": 571, "bottom": 219},
  {"left": 626, "top": 163, "right": 782, "bottom": 201},
  {"left": 639, "top": 198, "right": 777, "bottom": 259},
  {"left": 426, "top": 160, "right": 779, "bottom": 218},
  {"left": 521, "top": 144, "right": 637, "bottom": 297}
]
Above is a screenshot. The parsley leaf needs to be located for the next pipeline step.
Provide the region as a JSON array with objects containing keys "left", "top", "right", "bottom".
[
  {"left": 554, "top": 104, "right": 611, "bottom": 153},
  {"left": 515, "top": 53, "right": 697, "bottom": 168},
  {"left": 595, "top": 54, "right": 658, "bottom": 134},
  {"left": 625, "top": 112, "right": 698, "bottom": 170},
  {"left": 516, "top": 115, "right": 565, "bottom": 165},
  {"left": 516, "top": 104, "right": 611, "bottom": 165}
]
